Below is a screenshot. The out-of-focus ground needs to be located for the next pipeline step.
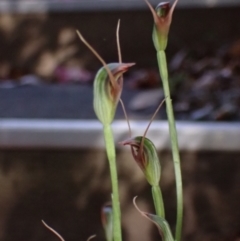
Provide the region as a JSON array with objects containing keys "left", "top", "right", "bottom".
[
  {"left": 1, "top": 7, "right": 240, "bottom": 121},
  {"left": 0, "top": 150, "right": 240, "bottom": 241},
  {"left": 0, "top": 7, "right": 239, "bottom": 77}
]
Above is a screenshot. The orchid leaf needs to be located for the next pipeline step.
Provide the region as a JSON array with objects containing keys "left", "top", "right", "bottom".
[
  {"left": 145, "top": 213, "right": 174, "bottom": 241},
  {"left": 133, "top": 198, "right": 174, "bottom": 241}
]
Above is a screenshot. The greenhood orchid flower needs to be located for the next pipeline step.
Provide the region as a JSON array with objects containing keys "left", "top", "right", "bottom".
[
  {"left": 76, "top": 30, "right": 135, "bottom": 125},
  {"left": 121, "top": 136, "right": 160, "bottom": 186},
  {"left": 145, "top": 0, "right": 178, "bottom": 51},
  {"left": 93, "top": 63, "right": 135, "bottom": 125}
]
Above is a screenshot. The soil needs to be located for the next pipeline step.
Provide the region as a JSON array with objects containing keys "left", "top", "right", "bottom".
[{"left": 0, "top": 149, "right": 239, "bottom": 241}]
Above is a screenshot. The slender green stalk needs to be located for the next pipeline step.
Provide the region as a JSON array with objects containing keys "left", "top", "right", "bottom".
[
  {"left": 151, "top": 185, "right": 165, "bottom": 218},
  {"left": 157, "top": 50, "right": 183, "bottom": 241},
  {"left": 103, "top": 124, "right": 122, "bottom": 241}
]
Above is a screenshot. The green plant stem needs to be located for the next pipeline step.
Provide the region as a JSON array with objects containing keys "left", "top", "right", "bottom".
[
  {"left": 103, "top": 124, "right": 122, "bottom": 241},
  {"left": 151, "top": 185, "right": 165, "bottom": 218},
  {"left": 157, "top": 50, "right": 183, "bottom": 241}
]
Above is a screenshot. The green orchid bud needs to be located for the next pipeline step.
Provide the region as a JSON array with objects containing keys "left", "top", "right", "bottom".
[
  {"left": 101, "top": 203, "right": 113, "bottom": 241},
  {"left": 93, "top": 63, "right": 134, "bottom": 125},
  {"left": 121, "top": 136, "right": 160, "bottom": 186},
  {"left": 145, "top": 0, "right": 178, "bottom": 51}
]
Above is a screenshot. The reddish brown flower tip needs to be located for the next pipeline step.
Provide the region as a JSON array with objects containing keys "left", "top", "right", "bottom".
[
  {"left": 112, "top": 63, "right": 135, "bottom": 75},
  {"left": 145, "top": 0, "right": 179, "bottom": 51},
  {"left": 156, "top": 2, "right": 170, "bottom": 18}
]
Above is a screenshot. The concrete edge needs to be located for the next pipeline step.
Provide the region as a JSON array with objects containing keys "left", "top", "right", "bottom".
[{"left": 0, "top": 119, "right": 239, "bottom": 151}]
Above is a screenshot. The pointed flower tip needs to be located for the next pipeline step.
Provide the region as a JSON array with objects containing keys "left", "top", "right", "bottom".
[
  {"left": 119, "top": 137, "right": 135, "bottom": 146},
  {"left": 108, "top": 62, "right": 135, "bottom": 77},
  {"left": 147, "top": 0, "right": 179, "bottom": 51},
  {"left": 156, "top": 0, "right": 178, "bottom": 19},
  {"left": 156, "top": 2, "right": 171, "bottom": 18},
  {"left": 115, "top": 62, "right": 135, "bottom": 73}
]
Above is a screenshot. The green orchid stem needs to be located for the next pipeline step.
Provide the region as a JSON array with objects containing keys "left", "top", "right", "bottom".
[
  {"left": 151, "top": 185, "right": 165, "bottom": 218},
  {"left": 157, "top": 50, "right": 183, "bottom": 241},
  {"left": 103, "top": 124, "right": 122, "bottom": 241}
]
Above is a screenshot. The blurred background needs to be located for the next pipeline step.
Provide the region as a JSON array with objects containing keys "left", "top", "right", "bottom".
[
  {"left": 0, "top": 0, "right": 240, "bottom": 120},
  {"left": 1, "top": 1, "right": 240, "bottom": 241}
]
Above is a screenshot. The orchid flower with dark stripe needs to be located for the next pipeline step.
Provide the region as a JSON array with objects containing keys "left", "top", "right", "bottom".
[
  {"left": 93, "top": 63, "right": 134, "bottom": 125},
  {"left": 121, "top": 136, "right": 160, "bottom": 186}
]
